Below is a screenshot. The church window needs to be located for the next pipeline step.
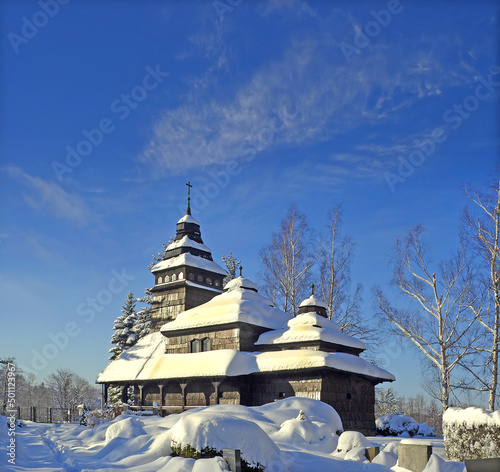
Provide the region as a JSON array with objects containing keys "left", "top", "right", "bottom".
[
  {"left": 346, "top": 393, "right": 352, "bottom": 400},
  {"left": 190, "top": 339, "right": 200, "bottom": 353},
  {"left": 206, "top": 277, "right": 212, "bottom": 285},
  {"left": 179, "top": 272, "right": 184, "bottom": 280},
  {"left": 197, "top": 275, "right": 203, "bottom": 283},
  {"left": 215, "top": 280, "right": 220, "bottom": 287},
  {"left": 278, "top": 392, "right": 286, "bottom": 398},
  {"left": 172, "top": 274, "right": 177, "bottom": 281},
  {"left": 165, "top": 275, "right": 170, "bottom": 282},
  {"left": 188, "top": 273, "right": 194, "bottom": 280},
  {"left": 201, "top": 337, "right": 211, "bottom": 352},
  {"left": 158, "top": 276, "right": 163, "bottom": 284}
]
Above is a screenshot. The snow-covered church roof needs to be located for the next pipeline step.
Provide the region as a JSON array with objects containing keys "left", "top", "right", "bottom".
[
  {"left": 160, "top": 276, "right": 290, "bottom": 333},
  {"left": 97, "top": 332, "right": 394, "bottom": 383},
  {"left": 255, "top": 311, "right": 366, "bottom": 351},
  {"left": 151, "top": 253, "right": 227, "bottom": 275}
]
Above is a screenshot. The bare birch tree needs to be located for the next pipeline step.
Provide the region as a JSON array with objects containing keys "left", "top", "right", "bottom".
[
  {"left": 260, "top": 205, "right": 315, "bottom": 316},
  {"left": 318, "top": 206, "right": 371, "bottom": 340},
  {"left": 374, "top": 225, "right": 478, "bottom": 413},
  {"left": 461, "top": 177, "right": 500, "bottom": 409}
]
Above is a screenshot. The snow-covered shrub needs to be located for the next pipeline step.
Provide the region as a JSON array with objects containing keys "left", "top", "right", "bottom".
[
  {"left": 170, "top": 411, "right": 282, "bottom": 471},
  {"left": 443, "top": 407, "right": 500, "bottom": 460},
  {"left": 83, "top": 402, "right": 130, "bottom": 427},
  {"left": 376, "top": 413, "right": 436, "bottom": 437}
]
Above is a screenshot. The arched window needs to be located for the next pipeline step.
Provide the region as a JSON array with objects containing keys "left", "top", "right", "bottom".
[
  {"left": 206, "top": 277, "right": 212, "bottom": 285},
  {"left": 158, "top": 276, "right": 163, "bottom": 284},
  {"left": 190, "top": 339, "right": 200, "bottom": 353},
  {"left": 214, "top": 280, "right": 220, "bottom": 287},
  {"left": 172, "top": 274, "right": 177, "bottom": 281},
  {"left": 197, "top": 275, "right": 203, "bottom": 283},
  {"left": 202, "top": 337, "right": 211, "bottom": 352},
  {"left": 179, "top": 272, "right": 184, "bottom": 280},
  {"left": 165, "top": 275, "right": 170, "bottom": 282},
  {"left": 188, "top": 273, "right": 194, "bottom": 280}
]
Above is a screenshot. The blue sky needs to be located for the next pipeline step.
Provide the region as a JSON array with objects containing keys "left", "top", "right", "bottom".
[{"left": 1, "top": 0, "right": 499, "bottom": 402}]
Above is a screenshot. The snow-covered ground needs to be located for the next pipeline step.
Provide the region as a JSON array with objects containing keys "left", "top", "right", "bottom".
[{"left": 1, "top": 398, "right": 465, "bottom": 472}]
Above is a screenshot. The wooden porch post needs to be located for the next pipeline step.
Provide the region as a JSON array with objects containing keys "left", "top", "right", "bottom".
[
  {"left": 158, "top": 384, "right": 164, "bottom": 414},
  {"left": 212, "top": 381, "right": 221, "bottom": 405},
  {"left": 180, "top": 382, "right": 187, "bottom": 411},
  {"left": 138, "top": 385, "right": 144, "bottom": 409},
  {"left": 101, "top": 383, "right": 108, "bottom": 408}
]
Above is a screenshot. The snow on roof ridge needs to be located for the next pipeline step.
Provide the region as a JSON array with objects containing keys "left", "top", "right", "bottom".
[
  {"left": 97, "top": 344, "right": 394, "bottom": 383},
  {"left": 178, "top": 214, "right": 200, "bottom": 225},
  {"left": 255, "top": 312, "right": 366, "bottom": 350},
  {"left": 224, "top": 276, "right": 259, "bottom": 292},
  {"left": 160, "top": 285, "right": 290, "bottom": 333},
  {"left": 165, "top": 235, "right": 212, "bottom": 254},
  {"left": 151, "top": 253, "right": 227, "bottom": 275},
  {"left": 299, "top": 295, "right": 327, "bottom": 309}
]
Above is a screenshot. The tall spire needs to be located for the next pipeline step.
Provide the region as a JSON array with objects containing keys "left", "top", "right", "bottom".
[{"left": 186, "top": 181, "right": 192, "bottom": 215}]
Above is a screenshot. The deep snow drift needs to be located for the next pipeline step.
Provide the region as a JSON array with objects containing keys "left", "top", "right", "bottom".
[{"left": 1, "top": 398, "right": 464, "bottom": 472}]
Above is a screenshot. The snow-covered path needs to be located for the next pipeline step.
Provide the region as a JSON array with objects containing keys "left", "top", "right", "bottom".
[{"left": 1, "top": 422, "right": 67, "bottom": 472}]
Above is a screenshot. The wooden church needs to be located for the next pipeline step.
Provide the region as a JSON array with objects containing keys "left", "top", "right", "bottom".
[{"left": 97, "top": 193, "right": 394, "bottom": 434}]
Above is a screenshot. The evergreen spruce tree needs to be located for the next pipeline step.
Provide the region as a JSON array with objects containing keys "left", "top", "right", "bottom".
[
  {"left": 222, "top": 251, "right": 241, "bottom": 285},
  {"left": 108, "top": 291, "right": 137, "bottom": 361},
  {"left": 134, "top": 288, "right": 152, "bottom": 340}
]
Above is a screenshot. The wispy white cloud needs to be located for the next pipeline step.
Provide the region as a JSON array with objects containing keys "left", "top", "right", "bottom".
[
  {"left": 139, "top": 17, "right": 481, "bottom": 174},
  {"left": 4, "top": 166, "right": 92, "bottom": 226}
]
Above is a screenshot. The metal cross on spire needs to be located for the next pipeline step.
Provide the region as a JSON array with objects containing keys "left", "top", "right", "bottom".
[{"left": 186, "top": 181, "right": 192, "bottom": 215}]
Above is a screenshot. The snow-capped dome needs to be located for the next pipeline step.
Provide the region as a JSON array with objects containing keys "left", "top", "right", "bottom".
[
  {"left": 299, "top": 295, "right": 327, "bottom": 310},
  {"left": 161, "top": 280, "right": 291, "bottom": 334},
  {"left": 177, "top": 214, "right": 200, "bottom": 225},
  {"left": 224, "top": 276, "right": 259, "bottom": 292},
  {"left": 256, "top": 311, "right": 366, "bottom": 351}
]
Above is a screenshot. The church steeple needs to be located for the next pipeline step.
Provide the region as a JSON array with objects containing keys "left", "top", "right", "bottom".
[{"left": 186, "top": 181, "right": 192, "bottom": 216}]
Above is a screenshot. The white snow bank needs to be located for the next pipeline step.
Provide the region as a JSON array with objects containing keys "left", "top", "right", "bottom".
[
  {"left": 170, "top": 412, "right": 282, "bottom": 468},
  {"left": 104, "top": 416, "right": 146, "bottom": 444},
  {"left": 256, "top": 311, "right": 366, "bottom": 350},
  {"left": 161, "top": 284, "right": 290, "bottom": 333},
  {"left": 151, "top": 253, "right": 227, "bottom": 275},
  {"left": 422, "top": 454, "right": 466, "bottom": 472},
  {"left": 443, "top": 406, "right": 500, "bottom": 427}
]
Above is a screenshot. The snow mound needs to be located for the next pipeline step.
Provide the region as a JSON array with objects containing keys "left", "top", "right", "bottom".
[
  {"left": 272, "top": 410, "right": 338, "bottom": 453},
  {"left": 376, "top": 413, "right": 436, "bottom": 437},
  {"left": 224, "top": 276, "right": 259, "bottom": 292},
  {"left": 170, "top": 411, "right": 282, "bottom": 469},
  {"left": 333, "top": 431, "right": 375, "bottom": 462},
  {"left": 336, "top": 431, "right": 372, "bottom": 455},
  {"left": 255, "top": 396, "right": 343, "bottom": 434},
  {"left": 422, "top": 453, "right": 466, "bottom": 472},
  {"left": 299, "top": 294, "right": 327, "bottom": 309},
  {"left": 105, "top": 416, "right": 146, "bottom": 444},
  {"left": 372, "top": 450, "right": 397, "bottom": 467}
]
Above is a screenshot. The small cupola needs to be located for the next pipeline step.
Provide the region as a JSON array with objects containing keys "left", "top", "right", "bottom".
[
  {"left": 224, "top": 266, "right": 259, "bottom": 292},
  {"left": 298, "top": 284, "right": 328, "bottom": 318}
]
